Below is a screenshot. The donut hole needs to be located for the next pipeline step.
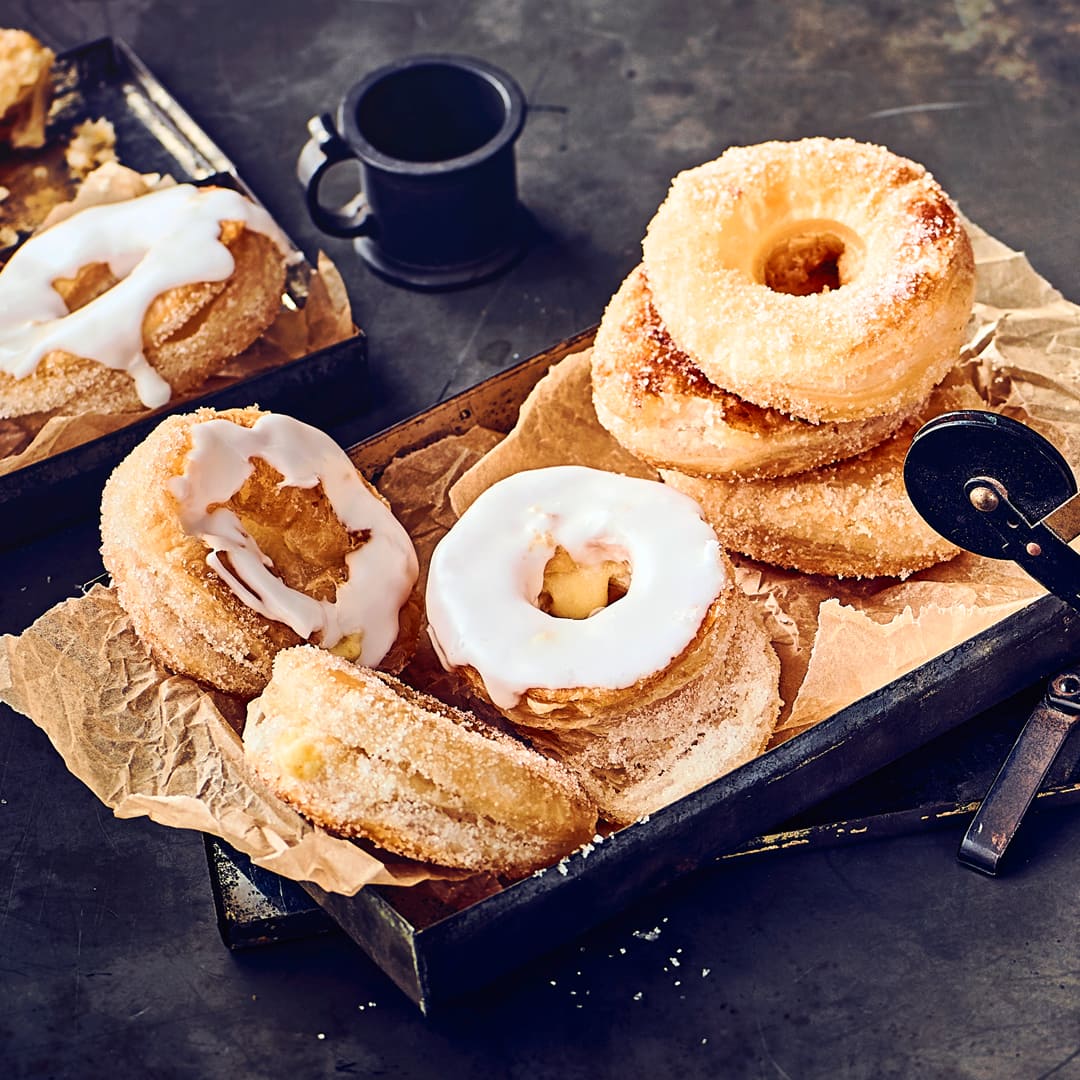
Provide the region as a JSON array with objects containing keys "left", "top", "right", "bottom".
[
  {"left": 756, "top": 220, "right": 864, "bottom": 296},
  {"left": 537, "top": 545, "right": 631, "bottom": 620},
  {"left": 217, "top": 458, "right": 370, "bottom": 602}
]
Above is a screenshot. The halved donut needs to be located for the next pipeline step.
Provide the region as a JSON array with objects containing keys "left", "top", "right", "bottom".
[{"left": 244, "top": 646, "right": 598, "bottom": 875}]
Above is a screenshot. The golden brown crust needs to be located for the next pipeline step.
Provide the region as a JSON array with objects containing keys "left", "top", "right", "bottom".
[
  {"left": 243, "top": 647, "right": 598, "bottom": 875},
  {"left": 523, "top": 588, "right": 781, "bottom": 825},
  {"left": 0, "top": 28, "right": 53, "bottom": 149},
  {"left": 642, "top": 137, "right": 976, "bottom": 422},
  {"left": 0, "top": 215, "right": 286, "bottom": 419},
  {"left": 591, "top": 265, "right": 914, "bottom": 478},
  {"left": 100, "top": 407, "right": 420, "bottom": 697},
  {"left": 660, "top": 380, "right": 984, "bottom": 579}
]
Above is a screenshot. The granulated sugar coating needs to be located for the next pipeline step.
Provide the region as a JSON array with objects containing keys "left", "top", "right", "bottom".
[
  {"left": 661, "top": 377, "right": 986, "bottom": 579},
  {"left": 641, "top": 137, "right": 975, "bottom": 423}
]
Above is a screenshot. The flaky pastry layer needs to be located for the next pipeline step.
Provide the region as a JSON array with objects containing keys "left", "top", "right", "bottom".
[
  {"left": 244, "top": 646, "right": 598, "bottom": 875},
  {"left": 591, "top": 264, "right": 914, "bottom": 478}
]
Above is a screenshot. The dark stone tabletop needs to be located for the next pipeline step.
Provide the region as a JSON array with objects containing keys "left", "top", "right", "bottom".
[{"left": 2, "top": 2, "right": 1079, "bottom": 1076}]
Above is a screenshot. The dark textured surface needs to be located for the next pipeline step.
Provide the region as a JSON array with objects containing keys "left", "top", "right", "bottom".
[{"left": 2, "top": 2, "right": 1080, "bottom": 1076}]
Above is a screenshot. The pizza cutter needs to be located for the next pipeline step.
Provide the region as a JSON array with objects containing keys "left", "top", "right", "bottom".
[{"left": 904, "top": 410, "right": 1080, "bottom": 874}]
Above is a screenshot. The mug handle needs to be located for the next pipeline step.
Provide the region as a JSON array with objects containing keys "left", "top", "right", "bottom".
[{"left": 296, "top": 113, "right": 375, "bottom": 238}]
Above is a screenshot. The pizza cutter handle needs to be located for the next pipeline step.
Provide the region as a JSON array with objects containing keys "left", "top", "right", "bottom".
[{"left": 958, "top": 668, "right": 1080, "bottom": 875}]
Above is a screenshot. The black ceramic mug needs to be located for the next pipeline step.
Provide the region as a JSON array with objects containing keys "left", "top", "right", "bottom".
[{"left": 297, "top": 54, "right": 528, "bottom": 289}]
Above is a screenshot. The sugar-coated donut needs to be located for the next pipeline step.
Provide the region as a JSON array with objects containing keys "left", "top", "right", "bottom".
[
  {"left": 244, "top": 646, "right": 598, "bottom": 875},
  {"left": 101, "top": 407, "right": 420, "bottom": 697},
  {"left": 661, "top": 380, "right": 984, "bottom": 579},
  {"left": 642, "top": 137, "right": 975, "bottom": 422},
  {"left": 0, "top": 183, "right": 288, "bottom": 419},
  {"left": 591, "top": 265, "right": 914, "bottom": 478},
  {"left": 425, "top": 464, "right": 734, "bottom": 729}
]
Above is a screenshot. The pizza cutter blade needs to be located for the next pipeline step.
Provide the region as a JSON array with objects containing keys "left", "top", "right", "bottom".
[{"left": 904, "top": 410, "right": 1080, "bottom": 874}]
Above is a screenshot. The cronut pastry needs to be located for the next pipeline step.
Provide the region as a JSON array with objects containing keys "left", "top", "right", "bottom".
[
  {"left": 641, "top": 137, "right": 976, "bottom": 423},
  {"left": 100, "top": 406, "right": 421, "bottom": 697},
  {"left": 591, "top": 264, "right": 914, "bottom": 479},
  {"left": 244, "top": 646, "right": 598, "bottom": 875}
]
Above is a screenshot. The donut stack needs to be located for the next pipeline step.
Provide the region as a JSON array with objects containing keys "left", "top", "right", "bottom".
[{"left": 591, "top": 137, "right": 978, "bottom": 578}]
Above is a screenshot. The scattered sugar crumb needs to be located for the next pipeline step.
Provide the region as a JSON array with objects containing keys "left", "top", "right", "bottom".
[
  {"left": 65, "top": 117, "right": 117, "bottom": 178},
  {"left": 633, "top": 992, "right": 643, "bottom": 1001},
  {"left": 633, "top": 927, "right": 662, "bottom": 942}
]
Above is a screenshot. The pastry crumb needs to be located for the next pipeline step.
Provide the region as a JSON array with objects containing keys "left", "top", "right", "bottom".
[{"left": 65, "top": 117, "right": 118, "bottom": 179}]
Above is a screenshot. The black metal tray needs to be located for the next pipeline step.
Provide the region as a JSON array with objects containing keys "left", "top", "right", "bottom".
[
  {"left": 0, "top": 37, "right": 366, "bottom": 546},
  {"left": 205, "top": 336, "right": 1080, "bottom": 1013}
]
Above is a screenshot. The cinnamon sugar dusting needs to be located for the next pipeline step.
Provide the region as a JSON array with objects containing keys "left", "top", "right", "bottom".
[
  {"left": 641, "top": 137, "right": 976, "bottom": 421},
  {"left": 636, "top": 297, "right": 724, "bottom": 403}
]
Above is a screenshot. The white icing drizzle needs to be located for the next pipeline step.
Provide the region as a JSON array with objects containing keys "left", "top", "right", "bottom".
[
  {"left": 0, "top": 184, "right": 289, "bottom": 406},
  {"left": 425, "top": 465, "right": 726, "bottom": 708},
  {"left": 168, "top": 413, "right": 419, "bottom": 665}
]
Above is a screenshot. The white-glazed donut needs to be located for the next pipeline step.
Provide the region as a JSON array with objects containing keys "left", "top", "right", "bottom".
[
  {"left": 425, "top": 464, "right": 732, "bottom": 728},
  {"left": 0, "top": 182, "right": 289, "bottom": 418},
  {"left": 101, "top": 406, "right": 420, "bottom": 697}
]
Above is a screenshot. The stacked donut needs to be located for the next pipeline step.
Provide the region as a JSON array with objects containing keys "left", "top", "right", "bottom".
[{"left": 591, "top": 137, "right": 978, "bottom": 578}]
